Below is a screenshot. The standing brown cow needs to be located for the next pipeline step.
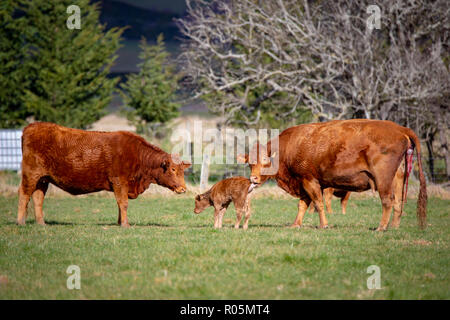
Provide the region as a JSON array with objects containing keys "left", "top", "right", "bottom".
[
  {"left": 17, "top": 122, "right": 191, "bottom": 227},
  {"left": 238, "top": 119, "right": 427, "bottom": 231}
]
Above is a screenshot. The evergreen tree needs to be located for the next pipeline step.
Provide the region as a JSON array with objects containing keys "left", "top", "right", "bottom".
[
  {"left": 0, "top": 0, "right": 32, "bottom": 128},
  {"left": 0, "top": 0, "right": 124, "bottom": 129},
  {"left": 120, "top": 34, "right": 180, "bottom": 136}
]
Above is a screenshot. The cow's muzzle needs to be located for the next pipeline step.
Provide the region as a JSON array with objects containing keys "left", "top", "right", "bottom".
[{"left": 174, "top": 186, "right": 186, "bottom": 194}]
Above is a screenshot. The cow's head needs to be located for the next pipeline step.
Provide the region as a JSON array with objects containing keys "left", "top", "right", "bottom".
[
  {"left": 237, "top": 143, "right": 277, "bottom": 185},
  {"left": 158, "top": 154, "right": 191, "bottom": 194},
  {"left": 193, "top": 192, "right": 211, "bottom": 214}
]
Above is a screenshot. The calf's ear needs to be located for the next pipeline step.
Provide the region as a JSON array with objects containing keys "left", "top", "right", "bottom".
[
  {"left": 237, "top": 154, "right": 249, "bottom": 164},
  {"left": 195, "top": 195, "right": 201, "bottom": 201},
  {"left": 161, "top": 161, "right": 169, "bottom": 171}
]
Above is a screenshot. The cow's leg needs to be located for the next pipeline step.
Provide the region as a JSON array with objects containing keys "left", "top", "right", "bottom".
[
  {"left": 340, "top": 192, "right": 351, "bottom": 215},
  {"left": 31, "top": 179, "right": 49, "bottom": 225},
  {"left": 17, "top": 184, "right": 31, "bottom": 225},
  {"left": 307, "top": 202, "right": 314, "bottom": 214},
  {"left": 112, "top": 179, "right": 130, "bottom": 228},
  {"left": 290, "top": 196, "right": 311, "bottom": 228},
  {"left": 372, "top": 162, "right": 398, "bottom": 231},
  {"left": 303, "top": 179, "right": 328, "bottom": 229},
  {"left": 242, "top": 199, "right": 252, "bottom": 230},
  {"left": 374, "top": 175, "right": 396, "bottom": 231},
  {"left": 324, "top": 188, "right": 334, "bottom": 214},
  {"left": 377, "top": 190, "right": 394, "bottom": 231},
  {"left": 17, "top": 173, "right": 40, "bottom": 225},
  {"left": 390, "top": 168, "right": 405, "bottom": 229}
]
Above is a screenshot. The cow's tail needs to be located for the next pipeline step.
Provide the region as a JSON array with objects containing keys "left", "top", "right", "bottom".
[{"left": 404, "top": 129, "right": 427, "bottom": 229}]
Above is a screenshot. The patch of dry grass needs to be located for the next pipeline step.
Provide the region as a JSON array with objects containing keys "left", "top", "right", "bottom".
[{"left": 1, "top": 171, "right": 449, "bottom": 200}]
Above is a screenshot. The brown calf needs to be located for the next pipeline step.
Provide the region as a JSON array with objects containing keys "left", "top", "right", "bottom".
[{"left": 194, "top": 177, "right": 256, "bottom": 230}]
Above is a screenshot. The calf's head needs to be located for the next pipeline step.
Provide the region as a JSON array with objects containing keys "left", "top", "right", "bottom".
[
  {"left": 194, "top": 193, "right": 211, "bottom": 214},
  {"left": 158, "top": 155, "right": 191, "bottom": 194}
]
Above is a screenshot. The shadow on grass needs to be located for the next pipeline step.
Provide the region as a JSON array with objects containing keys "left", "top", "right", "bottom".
[{"left": 5, "top": 220, "right": 379, "bottom": 232}]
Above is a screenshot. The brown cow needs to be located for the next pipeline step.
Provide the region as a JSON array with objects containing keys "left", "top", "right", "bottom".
[
  {"left": 194, "top": 176, "right": 256, "bottom": 230},
  {"left": 17, "top": 122, "right": 191, "bottom": 227},
  {"left": 238, "top": 119, "right": 427, "bottom": 231}
]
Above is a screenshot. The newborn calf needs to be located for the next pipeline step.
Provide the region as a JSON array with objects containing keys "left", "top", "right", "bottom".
[{"left": 194, "top": 177, "right": 256, "bottom": 230}]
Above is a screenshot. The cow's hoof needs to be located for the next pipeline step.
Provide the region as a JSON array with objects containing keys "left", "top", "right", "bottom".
[
  {"left": 16, "top": 220, "right": 25, "bottom": 226},
  {"left": 36, "top": 221, "right": 46, "bottom": 226},
  {"left": 375, "top": 227, "right": 387, "bottom": 232},
  {"left": 288, "top": 224, "right": 302, "bottom": 229},
  {"left": 319, "top": 224, "right": 329, "bottom": 229},
  {"left": 120, "top": 223, "right": 131, "bottom": 228}
]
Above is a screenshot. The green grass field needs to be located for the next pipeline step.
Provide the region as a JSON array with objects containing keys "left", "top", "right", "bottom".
[{"left": 0, "top": 195, "right": 449, "bottom": 299}]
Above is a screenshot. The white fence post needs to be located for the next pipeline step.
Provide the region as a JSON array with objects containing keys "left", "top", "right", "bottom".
[{"left": 200, "top": 153, "right": 210, "bottom": 191}]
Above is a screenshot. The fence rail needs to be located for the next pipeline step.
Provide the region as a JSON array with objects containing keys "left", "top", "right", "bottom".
[{"left": 0, "top": 129, "right": 22, "bottom": 171}]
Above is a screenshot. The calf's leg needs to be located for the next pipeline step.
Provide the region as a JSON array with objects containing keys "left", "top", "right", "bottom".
[
  {"left": 234, "top": 208, "right": 243, "bottom": 229},
  {"left": 233, "top": 196, "right": 247, "bottom": 229},
  {"left": 213, "top": 207, "right": 226, "bottom": 228},
  {"left": 218, "top": 208, "right": 226, "bottom": 228},
  {"left": 242, "top": 199, "right": 252, "bottom": 230}
]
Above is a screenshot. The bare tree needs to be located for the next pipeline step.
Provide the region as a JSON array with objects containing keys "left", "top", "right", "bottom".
[{"left": 178, "top": 0, "right": 448, "bottom": 122}]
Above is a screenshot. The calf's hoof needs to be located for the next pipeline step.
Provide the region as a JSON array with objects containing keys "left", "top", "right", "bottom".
[
  {"left": 375, "top": 226, "right": 388, "bottom": 232},
  {"left": 120, "top": 223, "right": 131, "bottom": 228},
  {"left": 319, "top": 224, "right": 329, "bottom": 229},
  {"left": 16, "top": 220, "right": 26, "bottom": 226},
  {"left": 288, "top": 224, "right": 302, "bottom": 229},
  {"left": 36, "top": 221, "right": 46, "bottom": 226}
]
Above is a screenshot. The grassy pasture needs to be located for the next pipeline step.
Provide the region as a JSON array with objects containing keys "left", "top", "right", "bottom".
[{"left": 0, "top": 194, "right": 449, "bottom": 299}]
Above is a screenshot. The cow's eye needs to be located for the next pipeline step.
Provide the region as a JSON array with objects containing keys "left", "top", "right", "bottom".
[{"left": 172, "top": 168, "right": 176, "bottom": 172}]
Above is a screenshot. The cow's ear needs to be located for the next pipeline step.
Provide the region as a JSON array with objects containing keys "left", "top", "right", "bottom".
[
  {"left": 237, "top": 154, "right": 249, "bottom": 164},
  {"left": 182, "top": 161, "right": 191, "bottom": 169},
  {"left": 195, "top": 194, "right": 201, "bottom": 201},
  {"left": 161, "top": 160, "right": 169, "bottom": 171}
]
